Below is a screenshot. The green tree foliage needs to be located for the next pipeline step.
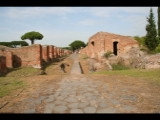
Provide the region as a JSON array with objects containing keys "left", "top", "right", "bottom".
[
  {"left": 145, "top": 8, "right": 158, "bottom": 51},
  {"left": 155, "top": 44, "right": 160, "bottom": 52},
  {"left": 0, "top": 41, "right": 29, "bottom": 48},
  {"left": 69, "top": 40, "right": 86, "bottom": 51},
  {"left": 0, "top": 42, "right": 12, "bottom": 47},
  {"left": 61, "top": 47, "right": 72, "bottom": 50},
  {"left": 133, "top": 36, "right": 146, "bottom": 46},
  {"left": 158, "top": 7, "right": 160, "bottom": 37},
  {"left": 11, "top": 41, "right": 29, "bottom": 48},
  {"left": 21, "top": 31, "right": 43, "bottom": 45}
]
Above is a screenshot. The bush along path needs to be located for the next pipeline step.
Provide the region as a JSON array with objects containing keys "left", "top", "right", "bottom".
[{"left": 0, "top": 53, "right": 159, "bottom": 113}]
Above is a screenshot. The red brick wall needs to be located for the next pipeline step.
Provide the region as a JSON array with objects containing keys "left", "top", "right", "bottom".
[
  {"left": 0, "top": 44, "right": 71, "bottom": 72},
  {"left": 10, "top": 44, "right": 42, "bottom": 68}
]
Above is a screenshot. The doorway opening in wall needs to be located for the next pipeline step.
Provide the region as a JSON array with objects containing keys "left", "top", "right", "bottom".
[{"left": 113, "top": 41, "right": 118, "bottom": 56}]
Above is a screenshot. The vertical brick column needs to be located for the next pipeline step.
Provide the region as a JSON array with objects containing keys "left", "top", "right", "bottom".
[
  {"left": 49, "top": 45, "right": 53, "bottom": 61},
  {"left": 0, "top": 56, "right": 7, "bottom": 74},
  {"left": 54, "top": 47, "right": 57, "bottom": 58},
  {"left": 52, "top": 46, "right": 55, "bottom": 59},
  {"left": 42, "top": 45, "right": 49, "bottom": 62},
  {"left": 5, "top": 51, "right": 13, "bottom": 68},
  {"left": 56, "top": 48, "right": 60, "bottom": 58}
]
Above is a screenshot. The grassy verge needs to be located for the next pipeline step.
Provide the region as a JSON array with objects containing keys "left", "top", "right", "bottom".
[
  {"left": 0, "top": 67, "right": 41, "bottom": 98},
  {"left": 6, "top": 67, "right": 41, "bottom": 77},
  {"left": 0, "top": 77, "right": 26, "bottom": 98},
  {"left": 93, "top": 69, "right": 160, "bottom": 85}
]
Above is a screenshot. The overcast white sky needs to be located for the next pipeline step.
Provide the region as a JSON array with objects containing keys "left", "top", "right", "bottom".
[{"left": 0, "top": 7, "right": 158, "bottom": 47}]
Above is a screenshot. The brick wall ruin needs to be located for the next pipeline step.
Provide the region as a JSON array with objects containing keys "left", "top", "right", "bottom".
[
  {"left": 0, "top": 44, "right": 71, "bottom": 75},
  {"left": 80, "top": 31, "right": 139, "bottom": 61},
  {"left": 81, "top": 31, "right": 160, "bottom": 70}
]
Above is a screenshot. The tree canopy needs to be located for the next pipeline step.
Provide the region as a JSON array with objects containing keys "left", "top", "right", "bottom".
[
  {"left": 145, "top": 8, "right": 158, "bottom": 51},
  {"left": 158, "top": 7, "right": 160, "bottom": 37},
  {"left": 11, "top": 41, "right": 29, "bottom": 48},
  {"left": 21, "top": 31, "right": 43, "bottom": 45},
  {"left": 69, "top": 40, "right": 86, "bottom": 51},
  {"left": 0, "top": 41, "right": 29, "bottom": 48}
]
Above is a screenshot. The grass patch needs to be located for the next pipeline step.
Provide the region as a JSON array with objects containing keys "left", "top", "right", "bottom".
[
  {"left": 94, "top": 69, "right": 160, "bottom": 85},
  {"left": 6, "top": 67, "right": 41, "bottom": 77},
  {"left": 0, "top": 67, "right": 40, "bottom": 98},
  {"left": 0, "top": 77, "right": 26, "bottom": 98},
  {"left": 112, "top": 64, "right": 130, "bottom": 70}
]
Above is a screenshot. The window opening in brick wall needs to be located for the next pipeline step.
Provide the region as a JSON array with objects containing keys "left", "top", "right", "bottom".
[
  {"left": 91, "top": 41, "right": 94, "bottom": 46},
  {"left": 113, "top": 41, "right": 118, "bottom": 56}
]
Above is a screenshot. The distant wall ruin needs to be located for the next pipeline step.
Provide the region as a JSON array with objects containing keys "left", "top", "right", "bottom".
[{"left": 0, "top": 44, "right": 71, "bottom": 75}]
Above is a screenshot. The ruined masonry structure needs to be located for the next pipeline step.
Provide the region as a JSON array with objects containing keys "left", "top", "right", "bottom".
[
  {"left": 0, "top": 44, "right": 71, "bottom": 75},
  {"left": 80, "top": 31, "right": 139, "bottom": 61}
]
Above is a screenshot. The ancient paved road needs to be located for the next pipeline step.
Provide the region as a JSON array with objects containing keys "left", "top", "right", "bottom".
[
  {"left": 21, "top": 53, "right": 138, "bottom": 113},
  {"left": 2, "top": 53, "right": 158, "bottom": 113}
]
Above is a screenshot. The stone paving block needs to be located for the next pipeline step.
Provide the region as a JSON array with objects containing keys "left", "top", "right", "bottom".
[
  {"left": 83, "top": 107, "right": 96, "bottom": 113},
  {"left": 54, "top": 100, "right": 67, "bottom": 106},
  {"left": 120, "top": 105, "right": 137, "bottom": 112},
  {"left": 97, "top": 108, "right": 116, "bottom": 113},
  {"left": 23, "top": 109, "right": 36, "bottom": 113},
  {"left": 121, "top": 95, "right": 138, "bottom": 102},
  {"left": 111, "top": 99, "right": 120, "bottom": 105},
  {"left": 44, "top": 103, "right": 55, "bottom": 113},
  {"left": 98, "top": 102, "right": 108, "bottom": 108},
  {"left": 86, "top": 95, "right": 97, "bottom": 101},
  {"left": 68, "top": 103, "right": 79, "bottom": 109},
  {"left": 70, "top": 109, "right": 83, "bottom": 113},
  {"left": 78, "top": 102, "right": 89, "bottom": 108},
  {"left": 64, "top": 97, "right": 78, "bottom": 103},
  {"left": 45, "top": 96, "right": 55, "bottom": 103},
  {"left": 83, "top": 92, "right": 94, "bottom": 97},
  {"left": 76, "top": 95, "right": 86, "bottom": 101},
  {"left": 53, "top": 105, "right": 68, "bottom": 113},
  {"left": 56, "top": 96, "right": 65, "bottom": 101},
  {"left": 90, "top": 100, "right": 98, "bottom": 108}
]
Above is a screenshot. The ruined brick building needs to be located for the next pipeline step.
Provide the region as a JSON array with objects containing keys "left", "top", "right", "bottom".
[{"left": 80, "top": 31, "right": 139, "bottom": 61}]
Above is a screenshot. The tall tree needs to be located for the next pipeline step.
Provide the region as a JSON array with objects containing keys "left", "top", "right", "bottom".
[
  {"left": 158, "top": 7, "right": 160, "bottom": 37},
  {"left": 145, "top": 8, "right": 158, "bottom": 51},
  {"left": 21, "top": 31, "right": 43, "bottom": 45}
]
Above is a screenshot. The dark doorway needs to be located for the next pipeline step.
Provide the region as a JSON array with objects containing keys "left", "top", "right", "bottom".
[{"left": 113, "top": 41, "right": 118, "bottom": 56}]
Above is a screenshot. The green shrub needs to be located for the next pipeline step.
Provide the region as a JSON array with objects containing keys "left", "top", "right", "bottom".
[
  {"left": 103, "top": 51, "right": 113, "bottom": 59},
  {"left": 155, "top": 44, "right": 160, "bottom": 53},
  {"left": 112, "top": 64, "right": 130, "bottom": 70}
]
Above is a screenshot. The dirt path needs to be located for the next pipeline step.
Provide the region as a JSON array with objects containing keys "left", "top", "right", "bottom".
[{"left": 0, "top": 54, "right": 160, "bottom": 113}]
